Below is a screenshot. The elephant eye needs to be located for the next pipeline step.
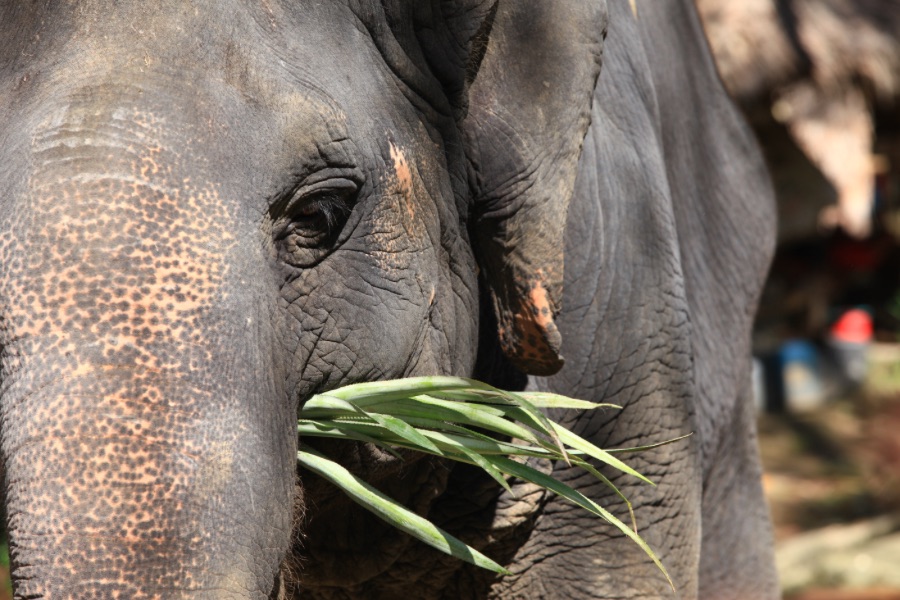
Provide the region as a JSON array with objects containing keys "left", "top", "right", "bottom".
[
  {"left": 284, "top": 192, "right": 351, "bottom": 234},
  {"left": 274, "top": 178, "right": 358, "bottom": 267}
]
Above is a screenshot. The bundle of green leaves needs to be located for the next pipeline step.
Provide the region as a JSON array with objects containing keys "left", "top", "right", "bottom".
[{"left": 297, "top": 376, "right": 681, "bottom": 588}]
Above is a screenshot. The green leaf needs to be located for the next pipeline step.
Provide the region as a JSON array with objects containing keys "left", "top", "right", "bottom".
[
  {"left": 492, "top": 407, "right": 655, "bottom": 486},
  {"left": 454, "top": 444, "right": 515, "bottom": 496},
  {"left": 517, "top": 392, "right": 621, "bottom": 411},
  {"left": 295, "top": 377, "right": 678, "bottom": 589},
  {"left": 350, "top": 403, "right": 442, "bottom": 455},
  {"left": 486, "top": 455, "right": 674, "bottom": 591},
  {"left": 369, "top": 396, "right": 552, "bottom": 448},
  {"left": 464, "top": 382, "right": 567, "bottom": 460},
  {"left": 297, "top": 446, "right": 509, "bottom": 575},
  {"left": 429, "top": 381, "right": 572, "bottom": 464},
  {"left": 604, "top": 433, "right": 694, "bottom": 454},
  {"left": 569, "top": 457, "right": 638, "bottom": 534},
  {"left": 415, "top": 428, "right": 556, "bottom": 459},
  {"left": 549, "top": 422, "right": 655, "bottom": 486},
  {"left": 322, "top": 376, "right": 478, "bottom": 403},
  {"left": 297, "top": 420, "right": 405, "bottom": 460},
  {"left": 300, "top": 394, "right": 360, "bottom": 417}
]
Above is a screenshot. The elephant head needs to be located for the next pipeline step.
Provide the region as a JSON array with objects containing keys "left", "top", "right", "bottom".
[{"left": 0, "top": 1, "right": 604, "bottom": 596}]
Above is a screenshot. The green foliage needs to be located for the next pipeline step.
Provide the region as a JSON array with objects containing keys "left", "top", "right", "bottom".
[{"left": 298, "top": 376, "right": 686, "bottom": 589}]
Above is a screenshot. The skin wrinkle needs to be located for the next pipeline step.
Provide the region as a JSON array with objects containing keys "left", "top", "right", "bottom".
[{"left": 481, "top": 6, "right": 698, "bottom": 598}]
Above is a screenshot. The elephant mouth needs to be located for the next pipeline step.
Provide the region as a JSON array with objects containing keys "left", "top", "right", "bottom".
[
  {"left": 297, "top": 436, "right": 432, "bottom": 502},
  {"left": 289, "top": 435, "right": 452, "bottom": 590}
]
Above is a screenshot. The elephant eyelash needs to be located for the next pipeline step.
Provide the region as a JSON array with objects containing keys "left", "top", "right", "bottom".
[
  {"left": 273, "top": 178, "right": 358, "bottom": 239},
  {"left": 293, "top": 194, "right": 353, "bottom": 231}
]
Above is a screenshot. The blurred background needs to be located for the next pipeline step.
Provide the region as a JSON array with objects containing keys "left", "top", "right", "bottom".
[{"left": 697, "top": 0, "right": 900, "bottom": 598}]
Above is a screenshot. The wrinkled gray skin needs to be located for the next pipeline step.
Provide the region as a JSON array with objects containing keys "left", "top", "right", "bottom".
[{"left": 0, "top": 0, "right": 777, "bottom": 598}]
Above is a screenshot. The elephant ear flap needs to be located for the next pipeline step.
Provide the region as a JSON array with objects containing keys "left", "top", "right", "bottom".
[{"left": 462, "top": 1, "right": 606, "bottom": 376}]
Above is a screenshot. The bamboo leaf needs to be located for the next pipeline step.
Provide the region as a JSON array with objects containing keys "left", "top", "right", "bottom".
[
  {"left": 297, "top": 446, "right": 509, "bottom": 574},
  {"left": 454, "top": 444, "right": 515, "bottom": 496},
  {"left": 301, "top": 394, "right": 359, "bottom": 417},
  {"left": 570, "top": 457, "right": 638, "bottom": 533},
  {"left": 323, "top": 376, "right": 477, "bottom": 403},
  {"left": 367, "top": 396, "right": 550, "bottom": 448},
  {"left": 549, "top": 422, "right": 655, "bottom": 486},
  {"left": 416, "top": 428, "right": 554, "bottom": 458},
  {"left": 604, "top": 433, "right": 694, "bottom": 454},
  {"left": 517, "top": 392, "right": 621, "bottom": 411},
  {"left": 495, "top": 407, "right": 655, "bottom": 486},
  {"left": 486, "top": 455, "right": 673, "bottom": 591},
  {"left": 431, "top": 380, "right": 572, "bottom": 464},
  {"left": 350, "top": 403, "right": 442, "bottom": 455},
  {"left": 296, "top": 377, "right": 677, "bottom": 588},
  {"left": 472, "top": 384, "right": 567, "bottom": 460},
  {"left": 300, "top": 418, "right": 558, "bottom": 461},
  {"left": 297, "top": 420, "right": 405, "bottom": 460}
]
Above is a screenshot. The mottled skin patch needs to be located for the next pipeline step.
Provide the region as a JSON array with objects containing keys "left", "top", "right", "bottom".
[
  {"left": 495, "top": 274, "right": 564, "bottom": 376},
  {"left": 357, "top": 141, "right": 431, "bottom": 275},
  {"left": 389, "top": 142, "right": 413, "bottom": 200},
  {"left": 0, "top": 60, "right": 301, "bottom": 594},
  {"left": 0, "top": 102, "right": 248, "bottom": 596}
]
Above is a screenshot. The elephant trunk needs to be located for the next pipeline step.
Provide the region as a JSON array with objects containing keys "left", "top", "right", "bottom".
[
  {"left": 2, "top": 366, "right": 289, "bottom": 598},
  {"left": 0, "top": 107, "right": 295, "bottom": 597}
]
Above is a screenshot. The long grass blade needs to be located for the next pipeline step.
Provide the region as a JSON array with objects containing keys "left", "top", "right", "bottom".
[
  {"left": 367, "top": 396, "right": 551, "bottom": 448},
  {"left": 300, "top": 418, "right": 555, "bottom": 462},
  {"left": 297, "top": 420, "right": 405, "bottom": 460},
  {"left": 517, "top": 392, "right": 621, "bottom": 411},
  {"left": 468, "top": 384, "right": 568, "bottom": 462},
  {"left": 486, "top": 455, "right": 674, "bottom": 591},
  {"left": 569, "top": 457, "right": 638, "bottom": 533},
  {"left": 454, "top": 444, "right": 515, "bottom": 496},
  {"left": 350, "top": 404, "right": 442, "bottom": 454},
  {"left": 296, "top": 377, "right": 677, "bottom": 587},
  {"left": 604, "top": 433, "right": 694, "bottom": 454},
  {"left": 301, "top": 394, "right": 359, "bottom": 415},
  {"left": 322, "top": 376, "right": 477, "bottom": 403},
  {"left": 493, "top": 409, "right": 655, "bottom": 486},
  {"left": 297, "top": 446, "right": 509, "bottom": 575}
]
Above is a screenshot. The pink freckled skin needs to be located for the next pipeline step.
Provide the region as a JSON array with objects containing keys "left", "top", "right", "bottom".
[
  {"left": 389, "top": 142, "right": 413, "bottom": 195},
  {"left": 389, "top": 141, "right": 418, "bottom": 224}
]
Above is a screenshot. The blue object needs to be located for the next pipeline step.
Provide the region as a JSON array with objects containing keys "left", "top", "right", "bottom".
[{"left": 779, "top": 340, "right": 824, "bottom": 411}]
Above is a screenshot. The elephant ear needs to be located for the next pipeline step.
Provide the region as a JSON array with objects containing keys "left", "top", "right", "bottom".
[{"left": 461, "top": 1, "right": 607, "bottom": 376}]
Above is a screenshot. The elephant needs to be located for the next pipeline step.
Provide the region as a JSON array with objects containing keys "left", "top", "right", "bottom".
[{"left": 0, "top": 0, "right": 778, "bottom": 598}]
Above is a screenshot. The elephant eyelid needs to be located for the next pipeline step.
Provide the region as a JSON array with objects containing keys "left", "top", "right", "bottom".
[
  {"left": 292, "top": 193, "right": 352, "bottom": 230},
  {"left": 273, "top": 177, "right": 356, "bottom": 221},
  {"left": 287, "top": 179, "right": 357, "bottom": 214},
  {"left": 271, "top": 177, "right": 359, "bottom": 246}
]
